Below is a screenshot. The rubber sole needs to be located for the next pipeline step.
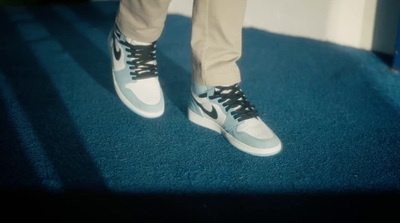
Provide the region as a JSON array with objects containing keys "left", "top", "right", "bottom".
[{"left": 188, "top": 109, "right": 282, "bottom": 157}]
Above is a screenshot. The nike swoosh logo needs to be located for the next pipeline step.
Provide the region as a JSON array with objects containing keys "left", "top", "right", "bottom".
[
  {"left": 193, "top": 96, "right": 218, "bottom": 119},
  {"left": 113, "top": 33, "right": 121, "bottom": 61}
]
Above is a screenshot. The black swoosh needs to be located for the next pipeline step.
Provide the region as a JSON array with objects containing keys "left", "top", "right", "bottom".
[
  {"left": 113, "top": 33, "right": 121, "bottom": 61},
  {"left": 193, "top": 97, "right": 218, "bottom": 119}
]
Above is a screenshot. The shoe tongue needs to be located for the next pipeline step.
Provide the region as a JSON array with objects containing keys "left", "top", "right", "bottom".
[
  {"left": 126, "top": 37, "right": 152, "bottom": 46},
  {"left": 215, "top": 85, "right": 243, "bottom": 111},
  {"left": 220, "top": 89, "right": 231, "bottom": 94},
  {"left": 215, "top": 84, "right": 237, "bottom": 94}
]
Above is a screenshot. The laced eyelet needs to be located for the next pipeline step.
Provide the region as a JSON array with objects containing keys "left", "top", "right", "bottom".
[
  {"left": 211, "top": 84, "right": 259, "bottom": 122},
  {"left": 120, "top": 41, "right": 158, "bottom": 79}
]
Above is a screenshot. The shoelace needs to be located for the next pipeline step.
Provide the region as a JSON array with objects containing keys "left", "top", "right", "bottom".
[
  {"left": 121, "top": 41, "right": 158, "bottom": 80},
  {"left": 209, "top": 84, "right": 259, "bottom": 122}
]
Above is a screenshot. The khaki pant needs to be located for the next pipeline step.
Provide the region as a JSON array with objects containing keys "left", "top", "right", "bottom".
[{"left": 116, "top": 0, "right": 247, "bottom": 86}]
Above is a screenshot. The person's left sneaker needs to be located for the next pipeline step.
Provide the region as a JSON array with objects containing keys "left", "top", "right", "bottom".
[{"left": 188, "top": 83, "right": 282, "bottom": 156}]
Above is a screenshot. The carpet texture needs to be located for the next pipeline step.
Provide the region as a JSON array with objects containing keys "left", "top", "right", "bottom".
[{"left": 0, "top": 2, "right": 399, "bottom": 221}]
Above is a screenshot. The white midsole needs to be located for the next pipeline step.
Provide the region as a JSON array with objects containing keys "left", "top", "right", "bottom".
[
  {"left": 113, "top": 74, "right": 164, "bottom": 118},
  {"left": 188, "top": 109, "right": 282, "bottom": 157}
]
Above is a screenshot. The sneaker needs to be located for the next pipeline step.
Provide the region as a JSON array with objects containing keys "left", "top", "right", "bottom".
[
  {"left": 188, "top": 83, "right": 282, "bottom": 156},
  {"left": 108, "top": 26, "right": 164, "bottom": 118}
]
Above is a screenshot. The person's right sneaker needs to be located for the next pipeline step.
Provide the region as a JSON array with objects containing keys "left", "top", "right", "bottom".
[
  {"left": 188, "top": 83, "right": 282, "bottom": 156},
  {"left": 108, "top": 25, "right": 164, "bottom": 118}
]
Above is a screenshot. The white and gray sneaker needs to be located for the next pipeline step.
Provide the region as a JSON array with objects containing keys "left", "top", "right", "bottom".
[
  {"left": 108, "top": 25, "right": 164, "bottom": 118},
  {"left": 188, "top": 83, "right": 282, "bottom": 156}
]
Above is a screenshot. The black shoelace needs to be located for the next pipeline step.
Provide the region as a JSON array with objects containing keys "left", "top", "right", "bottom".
[
  {"left": 209, "top": 84, "right": 259, "bottom": 122},
  {"left": 121, "top": 41, "right": 158, "bottom": 80}
]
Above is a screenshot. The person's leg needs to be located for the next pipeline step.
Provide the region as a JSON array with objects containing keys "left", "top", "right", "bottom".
[
  {"left": 188, "top": 0, "right": 282, "bottom": 156},
  {"left": 109, "top": 0, "right": 171, "bottom": 118},
  {"left": 116, "top": 0, "right": 172, "bottom": 42},
  {"left": 191, "top": 0, "right": 246, "bottom": 86}
]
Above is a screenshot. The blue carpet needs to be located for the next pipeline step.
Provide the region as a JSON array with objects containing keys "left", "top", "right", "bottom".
[{"left": 1, "top": 2, "right": 400, "bottom": 221}]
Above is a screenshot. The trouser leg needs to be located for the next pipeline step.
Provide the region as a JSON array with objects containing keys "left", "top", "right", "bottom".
[
  {"left": 116, "top": 0, "right": 247, "bottom": 86},
  {"left": 191, "top": 0, "right": 247, "bottom": 86},
  {"left": 116, "top": 0, "right": 172, "bottom": 42}
]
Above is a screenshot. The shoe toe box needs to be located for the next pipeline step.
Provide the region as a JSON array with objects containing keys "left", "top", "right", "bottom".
[
  {"left": 234, "top": 118, "right": 282, "bottom": 150},
  {"left": 125, "top": 78, "right": 162, "bottom": 105}
]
